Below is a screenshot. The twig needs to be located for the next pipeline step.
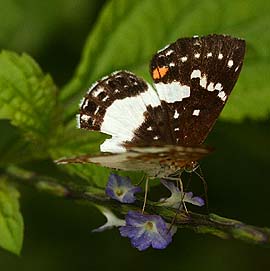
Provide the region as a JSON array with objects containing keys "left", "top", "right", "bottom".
[{"left": 4, "top": 166, "right": 270, "bottom": 247}]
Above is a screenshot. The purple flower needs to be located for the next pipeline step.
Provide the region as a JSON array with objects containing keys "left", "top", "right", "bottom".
[
  {"left": 105, "top": 174, "right": 141, "bottom": 203},
  {"left": 119, "top": 211, "right": 173, "bottom": 251},
  {"left": 159, "top": 179, "right": 205, "bottom": 208}
]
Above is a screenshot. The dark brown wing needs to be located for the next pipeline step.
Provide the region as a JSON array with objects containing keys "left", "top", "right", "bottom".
[{"left": 133, "top": 34, "right": 245, "bottom": 146}]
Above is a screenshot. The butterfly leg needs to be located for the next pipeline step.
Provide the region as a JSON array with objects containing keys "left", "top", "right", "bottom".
[
  {"left": 163, "top": 175, "right": 188, "bottom": 214},
  {"left": 194, "top": 166, "right": 209, "bottom": 213},
  {"left": 177, "top": 177, "right": 189, "bottom": 214},
  {"left": 142, "top": 177, "right": 149, "bottom": 213},
  {"left": 165, "top": 175, "right": 189, "bottom": 233}
]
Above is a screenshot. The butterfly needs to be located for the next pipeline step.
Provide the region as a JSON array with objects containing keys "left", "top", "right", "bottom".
[{"left": 56, "top": 34, "right": 245, "bottom": 178}]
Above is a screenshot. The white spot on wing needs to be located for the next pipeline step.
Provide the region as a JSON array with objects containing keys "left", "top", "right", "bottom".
[
  {"left": 207, "top": 82, "right": 215, "bottom": 91},
  {"left": 94, "top": 106, "right": 99, "bottom": 115},
  {"left": 81, "top": 114, "right": 91, "bottom": 122},
  {"left": 147, "top": 127, "right": 153, "bottom": 131},
  {"left": 92, "top": 87, "right": 104, "bottom": 97},
  {"left": 218, "top": 53, "right": 223, "bottom": 59},
  {"left": 191, "top": 69, "right": 201, "bottom": 79},
  {"left": 194, "top": 53, "right": 200, "bottom": 58},
  {"left": 153, "top": 136, "right": 159, "bottom": 140},
  {"left": 102, "top": 96, "right": 109, "bottom": 102},
  {"left": 207, "top": 52, "right": 212, "bottom": 58},
  {"left": 169, "top": 62, "right": 175, "bottom": 67},
  {"left": 200, "top": 75, "right": 207, "bottom": 88},
  {"left": 165, "top": 49, "right": 174, "bottom": 56},
  {"left": 191, "top": 70, "right": 207, "bottom": 89},
  {"left": 155, "top": 82, "right": 190, "bottom": 103},
  {"left": 228, "top": 60, "right": 234, "bottom": 68},
  {"left": 218, "top": 91, "right": 227, "bottom": 102},
  {"left": 215, "top": 83, "right": 223, "bottom": 91},
  {"left": 174, "top": 128, "right": 180, "bottom": 131},
  {"left": 192, "top": 109, "right": 200, "bottom": 116},
  {"left": 100, "top": 84, "right": 161, "bottom": 153},
  {"left": 181, "top": 56, "right": 187, "bottom": 62},
  {"left": 174, "top": 110, "right": 179, "bottom": 119}
]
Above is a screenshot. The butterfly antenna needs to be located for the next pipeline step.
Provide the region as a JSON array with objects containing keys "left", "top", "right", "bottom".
[
  {"left": 194, "top": 166, "right": 209, "bottom": 213},
  {"left": 142, "top": 177, "right": 149, "bottom": 213}
]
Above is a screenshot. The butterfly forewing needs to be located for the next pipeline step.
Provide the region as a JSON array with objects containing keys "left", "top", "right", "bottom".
[{"left": 147, "top": 34, "right": 245, "bottom": 145}]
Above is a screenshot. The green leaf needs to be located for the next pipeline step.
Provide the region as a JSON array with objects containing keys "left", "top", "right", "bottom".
[
  {"left": 0, "top": 179, "right": 24, "bottom": 255},
  {"left": 60, "top": 0, "right": 270, "bottom": 122},
  {"left": 0, "top": 0, "right": 104, "bottom": 55},
  {"left": 0, "top": 51, "right": 58, "bottom": 151}
]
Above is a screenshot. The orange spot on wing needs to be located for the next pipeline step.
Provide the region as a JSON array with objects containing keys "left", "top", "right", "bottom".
[{"left": 152, "top": 66, "right": 169, "bottom": 80}]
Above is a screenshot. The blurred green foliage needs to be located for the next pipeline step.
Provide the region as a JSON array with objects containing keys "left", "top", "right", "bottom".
[
  {"left": 0, "top": 0, "right": 269, "bottom": 270},
  {"left": 0, "top": 180, "right": 23, "bottom": 255}
]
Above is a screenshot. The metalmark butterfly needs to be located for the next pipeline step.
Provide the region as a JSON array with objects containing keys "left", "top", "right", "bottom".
[{"left": 57, "top": 34, "right": 245, "bottom": 178}]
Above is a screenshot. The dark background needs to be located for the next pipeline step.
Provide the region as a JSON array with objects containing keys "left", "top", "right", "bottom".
[{"left": 0, "top": 0, "right": 269, "bottom": 270}]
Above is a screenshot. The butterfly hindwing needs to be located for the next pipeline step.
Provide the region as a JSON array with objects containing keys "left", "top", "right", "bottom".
[
  {"left": 79, "top": 71, "right": 161, "bottom": 152},
  {"left": 56, "top": 145, "right": 212, "bottom": 177}
]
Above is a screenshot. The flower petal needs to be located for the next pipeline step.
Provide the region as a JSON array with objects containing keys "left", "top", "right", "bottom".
[
  {"left": 159, "top": 179, "right": 205, "bottom": 208},
  {"left": 184, "top": 193, "right": 205, "bottom": 206},
  {"left": 92, "top": 207, "right": 125, "bottom": 232}
]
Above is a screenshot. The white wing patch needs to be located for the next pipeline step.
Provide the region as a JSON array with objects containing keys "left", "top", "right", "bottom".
[
  {"left": 100, "top": 84, "right": 161, "bottom": 153},
  {"left": 155, "top": 82, "right": 190, "bottom": 103}
]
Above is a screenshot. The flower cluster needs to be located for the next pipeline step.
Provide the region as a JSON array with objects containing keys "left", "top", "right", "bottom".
[{"left": 94, "top": 173, "right": 204, "bottom": 251}]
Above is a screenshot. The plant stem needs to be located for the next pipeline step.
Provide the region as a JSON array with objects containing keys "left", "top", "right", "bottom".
[{"left": 4, "top": 165, "right": 270, "bottom": 247}]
